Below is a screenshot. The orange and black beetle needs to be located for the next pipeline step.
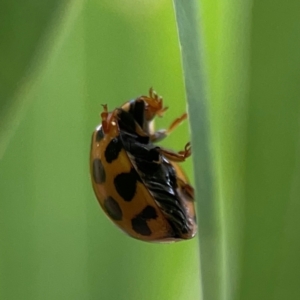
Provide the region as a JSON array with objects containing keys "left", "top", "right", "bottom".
[{"left": 90, "top": 88, "right": 197, "bottom": 242}]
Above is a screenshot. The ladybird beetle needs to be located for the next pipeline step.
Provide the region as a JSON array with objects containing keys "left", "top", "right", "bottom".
[{"left": 90, "top": 88, "right": 197, "bottom": 242}]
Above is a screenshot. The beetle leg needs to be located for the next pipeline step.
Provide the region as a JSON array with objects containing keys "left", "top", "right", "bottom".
[
  {"left": 100, "top": 104, "right": 109, "bottom": 133},
  {"left": 167, "top": 112, "right": 188, "bottom": 132},
  {"left": 150, "top": 112, "right": 188, "bottom": 142},
  {"left": 177, "top": 178, "right": 195, "bottom": 200},
  {"left": 139, "top": 88, "right": 168, "bottom": 119},
  {"left": 149, "top": 87, "right": 156, "bottom": 99},
  {"left": 159, "top": 142, "right": 191, "bottom": 162},
  {"left": 101, "top": 105, "right": 118, "bottom": 134},
  {"left": 148, "top": 88, "right": 169, "bottom": 116}
]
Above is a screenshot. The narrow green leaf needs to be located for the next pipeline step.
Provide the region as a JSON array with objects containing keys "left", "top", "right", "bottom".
[
  {"left": 175, "top": 0, "right": 300, "bottom": 300},
  {"left": 173, "top": 1, "right": 219, "bottom": 300}
]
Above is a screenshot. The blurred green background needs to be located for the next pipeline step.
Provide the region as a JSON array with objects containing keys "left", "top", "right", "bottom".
[
  {"left": 2, "top": 0, "right": 300, "bottom": 300},
  {"left": 0, "top": 1, "right": 200, "bottom": 300}
]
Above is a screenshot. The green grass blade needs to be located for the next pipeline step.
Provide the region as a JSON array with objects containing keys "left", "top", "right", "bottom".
[
  {"left": 175, "top": 0, "right": 300, "bottom": 300},
  {"left": 173, "top": 1, "right": 218, "bottom": 300}
]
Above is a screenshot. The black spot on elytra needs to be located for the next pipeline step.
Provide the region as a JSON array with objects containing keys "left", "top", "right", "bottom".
[
  {"left": 131, "top": 206, "right": 158, "bottom": 236},
  {"left": 114, "top": 168, "right": 140, "bottom": 201},
  {"left": 131, "top": 218, "right": 151, "bottom": 236},
  {"left": 105, "top": 136, "right": 122, "bottom": 163},
  {"left": 104, "top": 197, "right": 122, "bottom": 221},
  {"left": 92, "top": 159, "right": 106, "bottom": 184},
  {"left": 96, "top": 127, "right": 104, "bottom": 142},
  {"left": 140, "top": 205, "right": 157, "bottom": 219}
]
